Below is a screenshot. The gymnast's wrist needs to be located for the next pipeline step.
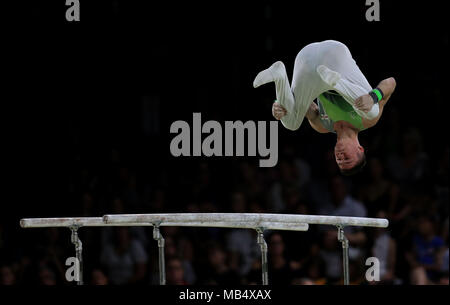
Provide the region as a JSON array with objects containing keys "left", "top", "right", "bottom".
[{"left": 369, "top": 87, "right": 384, "bottom": 104}]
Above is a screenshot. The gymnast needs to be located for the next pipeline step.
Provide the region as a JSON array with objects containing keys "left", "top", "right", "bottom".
[{"left": 253, "top": 40, "right": 396, "bottom": 175}]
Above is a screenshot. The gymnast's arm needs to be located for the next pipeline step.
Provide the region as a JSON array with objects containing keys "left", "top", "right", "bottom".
[
  {"left": 362, "top": 77, "right": 397, "bottom": 128},
  {"left": 306, "top": 101, "right": 330, "bottom": 134},
  {"left": 273, "top": 102, "right": 303, "bottom": 131}
]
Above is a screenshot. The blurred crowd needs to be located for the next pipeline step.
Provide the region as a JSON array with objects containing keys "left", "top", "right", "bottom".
[{"left": 1, "top": 115, "right": 448, "bottom": 285}]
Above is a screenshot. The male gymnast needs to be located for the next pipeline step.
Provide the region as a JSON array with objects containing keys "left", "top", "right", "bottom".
[{"left": 253, "top": 40, "right": 396, "bottom": 175}]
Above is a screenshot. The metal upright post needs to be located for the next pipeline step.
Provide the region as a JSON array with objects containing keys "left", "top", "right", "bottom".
[
  {"left": 70, "top": 226, "right": 83, "bottom": 285},
  {"left": 153, "top": 224, "right": 166, "bottom": 285},
  {"left": 256, "top": 228, "right": 268, "bottom": 285},
  {"left": 337, "top": 225, "right": 350, "bottom": 285}
]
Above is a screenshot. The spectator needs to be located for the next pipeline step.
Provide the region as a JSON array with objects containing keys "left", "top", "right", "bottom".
[
  {"left": 370, "top": 211, "right": 397, "bottom": 284},
  {"left": 358, "top": 157, "right": 400, "bottom": 218},
  {"left": 267, "top": 233, "right": 295, "bottom": 285},
  {"left": 437, "top": 247, "right": 449, "bottom": 285},
  {"left": 318, "top": 175, "right": 367, "bottom": 219},
  {"left": 33, "top": 228, "right": 68, "bottom": 284},
  {"left": 225, "top": 191, "right": 259, "bottom": 276},
  {"left": 90, "top": 268, "right": 109, "bottom": 285},
  {"left": 406, "top": 215, "right": 446, "bottom": 284},
  {"left": 37, "top": 265, "right": 57, "bottom": 285},
  {"left": 0, "top": 264, "right": 16, "bottom": 285},
  {"left": 269, "top": 159, "right": 302, "bottom": 212},
  {"left": 438, "top": 272, "right": 449, "bottom": 285},
  {"left": 237, "top": 162, "right": 265, "bottom": 202},
  {"left": 177, "top": 237, "right": 197, "bottom": 284},
  {"left": 101, "top": 197, "right": 149, "bottom": 249},
  {"left": 387, "top": 128, "right": 429, "bottom": 191},
  {"left": 100, "top": 227, "right": 148, "bottom": 285},
  {"left": 198, "top": 242, "right": 240, "bottom": 285},
  {"left": 163, "top": 235, "right": 197, "bottom": 285},
  {"left": 319, "top": 230, "right": 342, "bottom": 283},
  {"left": 166, "top": 257, "right": 187, "bottom": 285},
  {"left": 318, "top": 176, "right": 368, "bottom": 259},
  {"left": 291, "top": 277, "right": 314, "bottom": 285},
  {"left": 302, "top": 254, "right": 327, "bottom": 285}
]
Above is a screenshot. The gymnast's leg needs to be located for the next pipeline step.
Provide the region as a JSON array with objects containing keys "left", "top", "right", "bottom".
[
  {"left": 315, "top": 42, "right": 380, "bottom": 120},
  {"left": 253, "top": 61, "right": 303, "bottom": 130}
]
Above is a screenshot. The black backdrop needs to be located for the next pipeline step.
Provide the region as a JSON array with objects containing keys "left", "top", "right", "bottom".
[{"left": 2, "top": 0, "right": 447, "bottom": 255}]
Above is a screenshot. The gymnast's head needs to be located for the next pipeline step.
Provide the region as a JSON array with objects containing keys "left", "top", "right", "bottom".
[{"left": 334, "top": 136, "right": 366, "bottom": 176}]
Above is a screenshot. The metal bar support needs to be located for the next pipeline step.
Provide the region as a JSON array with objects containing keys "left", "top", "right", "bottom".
[
  {"left": 70, "top": 226, "right": 83, "bottom": 285},
  {"left": 337, "top": 225, "right": 349, "bottom": 285},
  {"left": 256, "top": 228, "right": 268, "bottom": 285},
  {"left": 153, "top": 224, "right": 166, "bottom": 285}
]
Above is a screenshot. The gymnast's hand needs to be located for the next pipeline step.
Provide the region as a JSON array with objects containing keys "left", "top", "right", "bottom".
[
  {"left": 354, "top": 94, "right": 374, "bottom": 113},
  {"left": 272, "top": 102, "right": 287, "bottom": 120}
]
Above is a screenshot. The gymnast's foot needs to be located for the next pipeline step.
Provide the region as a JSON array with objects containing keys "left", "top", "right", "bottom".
[
  {"left": 253, "top": 61, "right": 287, "bottom": 88},
  {"left": 317, "top": 65, "right": 341, "bottom": 87}
]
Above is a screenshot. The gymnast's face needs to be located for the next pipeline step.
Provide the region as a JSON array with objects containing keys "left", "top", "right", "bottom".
[{"left": 334, "top": 140, "right": 363, "bottom": 170}]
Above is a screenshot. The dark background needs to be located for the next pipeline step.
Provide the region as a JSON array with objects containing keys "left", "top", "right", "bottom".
[{"left": 1, "top": 0, "right": 448, "bottom": 285}]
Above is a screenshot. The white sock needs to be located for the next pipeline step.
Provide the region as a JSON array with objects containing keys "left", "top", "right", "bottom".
[{"left": 253, "top": 61, "right": 287, "bottom": 88}]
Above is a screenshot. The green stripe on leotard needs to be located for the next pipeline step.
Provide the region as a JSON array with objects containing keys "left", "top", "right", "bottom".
[{"left": 317, "top": 91, "right": 365, "bottom": 131}]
